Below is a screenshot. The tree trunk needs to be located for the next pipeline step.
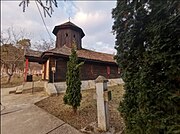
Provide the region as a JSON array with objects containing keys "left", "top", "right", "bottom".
[
  {"left": 7, "top": 74, "right": 12, "bottom": 84},
  {"left": 5, "top": 64, "right": 15, "bottom": 84},
  {"left": 73, "top": 107, "right": 77, "bottom": 114}
]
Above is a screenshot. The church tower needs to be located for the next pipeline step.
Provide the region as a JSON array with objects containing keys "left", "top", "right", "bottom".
[{"left": 52, "top": 21, "right": 85, "bottom": 49}]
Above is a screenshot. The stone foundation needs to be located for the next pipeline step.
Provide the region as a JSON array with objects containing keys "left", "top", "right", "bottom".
[
  {"left": 8, "top": 78, "right": 124, "bottom": 96},
  {"left": 54, "top": 78, "right": 124, "bottom": 94}
]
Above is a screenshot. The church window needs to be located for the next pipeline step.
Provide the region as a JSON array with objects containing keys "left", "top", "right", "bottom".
[
  {"left": 91, "top": 65, "right": 93, "bottom": 74},
  {"left": 107, "top": 66, "right": 111, "bottom": 78},
  {"left": 118, "top": 68, "right": 121, "bottom": 74},
  {"left": 66, "top": 33, "right": 68, "bottom": 37},
  {"left": 107, "top": 66, "right": 110, "bottom": 75}
]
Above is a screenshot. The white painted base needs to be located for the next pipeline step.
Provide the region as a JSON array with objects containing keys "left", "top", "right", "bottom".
[
  {"left": 44, "top": 82, "right": 57, "bottom": 96},
  {"left": 7, "top": 78, "right": 124, "bottom": 96},
  {"left": 54, "top": 78, "right": 124, "bottom": 93}
]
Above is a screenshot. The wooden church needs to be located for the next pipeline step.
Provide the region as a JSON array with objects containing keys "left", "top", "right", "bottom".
[{"left": 25, "top": 21, "right": 120, "bottom": 82}]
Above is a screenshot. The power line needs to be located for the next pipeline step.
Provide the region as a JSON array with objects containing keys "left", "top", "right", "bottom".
[{"left": 35, "top": 1, "right": 54, "bottom": 41}]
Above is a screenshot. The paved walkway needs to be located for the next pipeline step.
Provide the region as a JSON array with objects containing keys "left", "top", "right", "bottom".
[{"left": 1, "top": 88, "right": 82, "bottom": 134}]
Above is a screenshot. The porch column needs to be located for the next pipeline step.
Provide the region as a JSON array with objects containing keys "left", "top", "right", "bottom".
[
  {"left": 24, "top": 58, "right": 29, "bottom": 82},
  {"left": 46, "top": 59, "right": 49, "bottom": 80},
  {"left": 42, "top": 64, "right": 44, "bottom": 80}
]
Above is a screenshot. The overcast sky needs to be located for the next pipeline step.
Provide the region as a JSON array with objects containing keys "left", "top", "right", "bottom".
[{"left": 1, "top": 1, "right": 116, "bottom": 54}]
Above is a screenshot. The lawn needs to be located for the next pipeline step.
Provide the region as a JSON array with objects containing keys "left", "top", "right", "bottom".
[
  {"left": 35, "top": 84, "right": 125, "bottom": 133},
  {"left": 1, "top": 74, "right": 42, "bottom": 88}
]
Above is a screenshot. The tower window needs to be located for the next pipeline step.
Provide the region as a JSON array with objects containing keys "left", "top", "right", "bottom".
[
  {"left": 73, "top": 35, "right": 75, "bottom": 38},
  {"left": 66, "top": 33, "right": 68, "bottom": 37}
]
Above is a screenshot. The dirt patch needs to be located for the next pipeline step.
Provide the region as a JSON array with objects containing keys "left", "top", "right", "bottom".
[
  {"left": 1, "top": 75, "right": 42, "bottom": 88},
  {"left": 35, "top": 85, "right": 125, "bottom": 133}
]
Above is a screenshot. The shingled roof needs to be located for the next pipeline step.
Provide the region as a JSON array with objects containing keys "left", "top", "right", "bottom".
[
  {"left": 52, "top": 21, "right": 85, "bottom": 38},
  {"left": 42, "top": 46, "right": 115, "bottom": 63},
  {"left": 25, "top": 49, "right": 42, "bottom": 57},
  {"left": 25, "top": 49, "right": 44, "bottom": 63},
  {"left": 25, "top": 46, "right": 116, "bottom": 64}
]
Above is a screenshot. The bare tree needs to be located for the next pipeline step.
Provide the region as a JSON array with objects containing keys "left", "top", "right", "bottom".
[
  {"left": 17, "top": 39, "right": 31, "bottom": 51},
  {"left": 0, "top": 44, "right": 24, "bottom": 83},
  {"left": 34, "top": 38, "right": 55, "bottom": 51},
  {"left": 19, "top": 0, "right": 58, "bottom": 17},
  {"left": 0, "top": 26, "right": 31, "bottom": 46},
  {"left": 0, "top": 27, "right": 31, "bottom": 83}
]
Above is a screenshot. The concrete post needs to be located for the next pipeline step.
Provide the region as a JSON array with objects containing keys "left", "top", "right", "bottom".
[{"left": 95, "top": 76, "right": 109, "bottom": 131}]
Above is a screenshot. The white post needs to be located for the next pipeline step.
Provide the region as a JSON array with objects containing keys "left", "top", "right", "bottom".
[{"left": 95, "top": 75, "right": 110, "bottom": 131}]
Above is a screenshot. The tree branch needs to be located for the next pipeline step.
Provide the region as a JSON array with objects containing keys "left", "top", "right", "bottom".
[{"left": 19, "top": 0, "right": 58, "bottom": 17}]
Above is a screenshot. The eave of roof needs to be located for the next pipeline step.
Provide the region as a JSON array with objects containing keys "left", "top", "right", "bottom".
[
  {"left": 41, "top": 46, "right": 116, "bottom": 64},
  {"left": 25, "top": 55, "right": 45, "bottom": 64},
  {"left": 25, "top": 49, "right": 44, "bottom": 63},
  {"left": 52, "top": 21, "right": 85, "bottom": 38},
  {"left": 25, "top": 46, "right": 117, "bottom": 65},
  {"left": 25, "top": 49, "right": 42, "bottom": 57}
]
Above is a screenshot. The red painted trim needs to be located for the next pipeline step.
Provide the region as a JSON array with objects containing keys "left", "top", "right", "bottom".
[
  {"left": 107, "top": 66, "right": 110, "bottom": 79},
  {"left": 24, "top": 59, "right": 28, "bottom": 81}
]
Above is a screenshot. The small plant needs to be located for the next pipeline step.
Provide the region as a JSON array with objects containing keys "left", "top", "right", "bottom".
[{"left": 64, "top": 43, "right": 84, "bottom": 114}]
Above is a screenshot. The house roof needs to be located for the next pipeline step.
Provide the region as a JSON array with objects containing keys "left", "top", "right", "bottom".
[
  {"left": 25, "top": 49, "right": 42, "bottom": 57},
  {"left": 25, "top": 46, "right": 116, "bottom": 64},
  {"left": 25, "top": 49, "right": 44, "bottom": 63},
  {"left": 52, "top": 21, "right": 85, "bottom": 38},
  {"left": 42, "top": 46, "right": 116, "bottom": 64}
]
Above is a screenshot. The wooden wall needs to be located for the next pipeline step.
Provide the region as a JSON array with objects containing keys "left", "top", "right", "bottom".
[
  {"left": 48, "top": 57, "right": 120, "bottom": 82},
  {"left": 80, "top": 62, "right": 119, "bottom": 80},
  {"left": 56, "top": 29, "right": 82, "bottom": 49}
]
